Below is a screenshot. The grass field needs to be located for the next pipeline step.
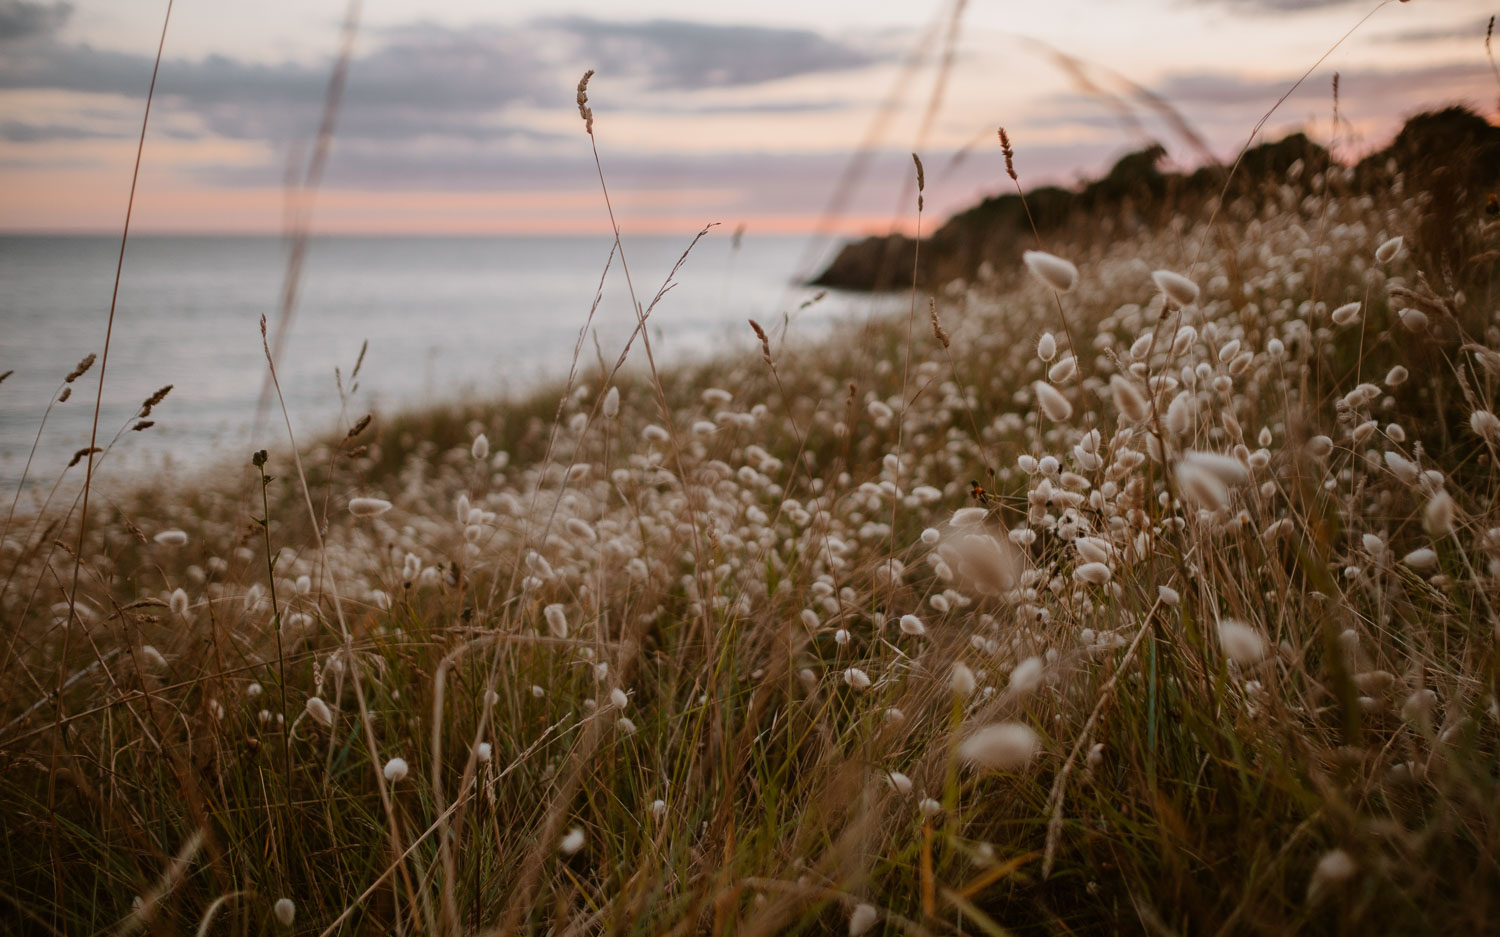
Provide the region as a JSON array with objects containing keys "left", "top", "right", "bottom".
[{"left": 3, "top": 63, "right": 1500, "bottom": 937}]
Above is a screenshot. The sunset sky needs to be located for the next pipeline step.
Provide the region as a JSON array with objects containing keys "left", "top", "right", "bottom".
[{"left": 0, "top": 0, "right": 1492, "bottom": 237}]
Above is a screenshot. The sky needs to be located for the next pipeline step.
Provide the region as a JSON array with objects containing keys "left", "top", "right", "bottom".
[{"left": 0, "top": 0, "right": 1493, "bottom": 237}]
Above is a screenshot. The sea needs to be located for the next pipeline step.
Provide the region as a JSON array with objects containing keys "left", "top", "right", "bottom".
[{"left": 0, "top": 233, "right": 900, "bottom": 495}]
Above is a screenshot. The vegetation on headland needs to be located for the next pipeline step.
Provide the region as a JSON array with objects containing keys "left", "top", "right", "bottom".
[{"left": 812, "top": 106, "right": 1500, "bottom": 292}]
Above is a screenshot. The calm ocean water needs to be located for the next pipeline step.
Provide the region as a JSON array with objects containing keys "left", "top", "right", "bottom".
[{"left": 0, "top": 233, "right": 894, "bottom": 493}]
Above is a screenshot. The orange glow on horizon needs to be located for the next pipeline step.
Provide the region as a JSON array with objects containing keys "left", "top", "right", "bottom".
[{"left": 0, "top": 178, "right": 924, "bottom": 238}]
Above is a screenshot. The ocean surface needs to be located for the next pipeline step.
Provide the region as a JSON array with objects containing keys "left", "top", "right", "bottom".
[{"left": 0, "top": 233, "right": 898, "bottom": 494}]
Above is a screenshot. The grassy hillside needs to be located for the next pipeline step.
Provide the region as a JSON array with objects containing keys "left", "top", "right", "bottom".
[{"left": 3, "top": 116, "right": 1500, "bottom": 936}]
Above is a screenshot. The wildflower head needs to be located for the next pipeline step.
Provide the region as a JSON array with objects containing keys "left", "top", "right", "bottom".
[
  {"left": 1375, "top": 235, "right": 1403, "bottom": 263},
  {"left": 544, "top": 604, "right": 569, "bottom": 639},
  {"left": 950, "top": 662, "right": 977, "bottom": 696},
  {"left": 1036, "top": 332, "right": 1057, "bottom": 362},
  {"left": 305, "top": 696, "right": 333, "bottom": 728},
  {"left": 959, "top": 723, "right": 1041, "bottom": 771},
  {"left": 849, "top": 903, "right": 879, "bottom": 936},
  {"left": 1022, "top": 250, "right": 1078, "bottom": 293},
  {"left": 1216, "top": 619, "right": 1266, "bottom": 665},
  {"left": 1034, "top": 381, "right": 1073, "bottom": 422},
  {"left": 1152, "top": 269, "right": 1200, "bottom": 306},
  {"left": 349, "top": 497, "right": 393, "bottom": 518}
]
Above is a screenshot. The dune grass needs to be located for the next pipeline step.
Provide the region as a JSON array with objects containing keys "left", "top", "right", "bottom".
[{"left": 4, "top": 33, "right": 1500, "bottom": 932}]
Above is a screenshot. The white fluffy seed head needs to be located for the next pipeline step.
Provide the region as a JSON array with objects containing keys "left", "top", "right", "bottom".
[
  {"left": 1073, "top": 562, "right": 1112, "bottom": 585},
  {"left": 959, "top": 723, "right": 1041, "bottom": 771},
  {"left": 1172, "top": 325, "right": 1197, "bottom": 357},
  {"left": 849, "top": 903, "right": 879, "bottom": 937},
  {"left": 1307, "top": 849, "right": 1358, "bottom": 901},
  {"left": 1375, "top": 235, "right": 1404, "bottom": 263},
  {"left": 1216, "top": 620, "right": 1266, "bottom": 665},
  {"left": 1471, "top": 409, "right": 1500, "bottom": 441},
  {"left": 471, "top": 433, "right": 489, "bottom": 461},
  {"left": 559, "top": 827, "right": 585, "bottom": 855},
  {"left": 1158, "top": 585, "right": 1180, "bottom": 606},
  {"left": 475, "top": 741, "right": 492, "bottom": 763},
  {"left": 1330, "top": 302, "right": 1361, "bottom": 326},
  {"left": 602, "top": 385, "right": 620, "bottom": 419},
  {"left": 1182, "top": 450, "right": 1250, "bottom": 485},
  {"left": 383, "top": 757, "right": 409, "bottom": 782},
  {"left": 305, "top": 696, "right": 332, "bottom": 727},
  {"left": 953, "top": 533, "right": 1020, "bottom": 594},
  {"left": 1424, "top": 491, "right": 1456, "bottom": 537},
  {"left": 544, "top": 604, "right": 569, "bottom": 638},
  {"left": 843, "top": 668, "right": 872, "bottom": 688},
  {"left": 1402, "top": 547, "right": 1438, "bottom": 569},
  {"left": 1047, "top": 355, "right": 1077, "bottom": 383},
  {"left": 610, "top": 687, "right": 629, "bottom": 709},
  {"left": 1398, "top": 308, "right": 1428, "bottom": 331},
  {"left": 1166, "top": 391, "right": 1194, "bottom": 437},
  {"left": 1153, "top": 269, "right": 1200, "bottom": 306},
  {"left": 1384, "top": 451, "right": 1420, "bottom": 484},
  {"left": 1034, "top": 382, "right": 1073, "bottom": 422},
  {"left": 950, "top": 662, "right": 977, "bottom": 696},
  {"left": 920, "top": 527, "right": 940, "bottom": 545},
  {"left": 565, "top": 517, "right": 597, "bottom": 542},
  {"left": 887, "top": 771, "right": 913, "bottom": 795},
  {"left": 153, "top": 529, "right": 188, "bottom": 546},
  {"left": 1023, "top": 250, "right": 1078, "bottom": 292},
  {"left": 273, "top": 898, "right": 296, "bottom": 927},
  {"left": 169, "top": 588, "right": 189, "bottom": 618},
  {"left": 1009, "top": 656, "right": 1044, "bottom": 696},
  {"left": 900, "top": 614, "right": 927, "bottom": 636},
  {"left": 1175, "top": 461, "right": 1229, "bottom": 511},
  {"left": 1109, "top": 375, "right": 1150, "bottom": 423},
  {"left": 951, "top": 506, "right": 988, "bottom": 528},
  {"left": 1075, "top": 536, "right": 1111, "bottom": 564},
  {"left": 349, "top": 497, "right": 393, "bottom": 518},
  {"left": 1036, "top": 332, "right": 1057, "bottom": 362}
]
